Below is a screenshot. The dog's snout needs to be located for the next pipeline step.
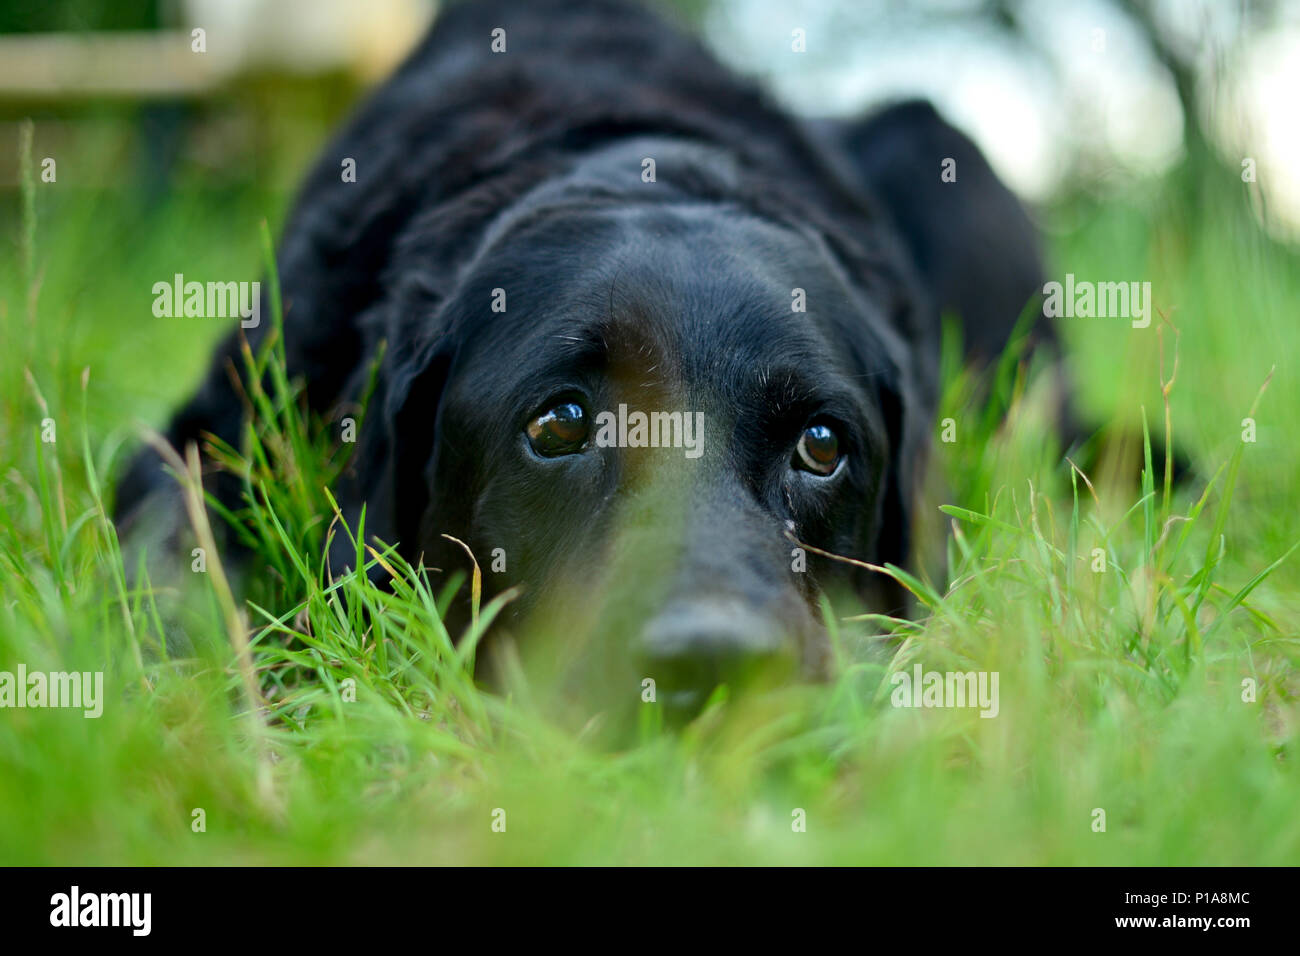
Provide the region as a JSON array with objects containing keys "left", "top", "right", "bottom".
[{"left": 638, "top": 601, "right": 794, "bottom": 714}]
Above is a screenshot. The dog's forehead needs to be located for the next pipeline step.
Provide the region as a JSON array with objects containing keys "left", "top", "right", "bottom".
[{"left": 479, "top": 201, "right": 854, "bottom": 385}]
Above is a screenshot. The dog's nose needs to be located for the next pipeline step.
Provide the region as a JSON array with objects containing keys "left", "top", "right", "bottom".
[{"left": 637, "top": 600, "right": 793, "bottom": 716}]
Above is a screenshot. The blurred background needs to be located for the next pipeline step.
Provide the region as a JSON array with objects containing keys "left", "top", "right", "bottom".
[
  {"left": 0, "top": 0, "right": 1296, "bottom": 496},
  {"left": 0, "top": 0, "right": 1295, "bottom": 224}
]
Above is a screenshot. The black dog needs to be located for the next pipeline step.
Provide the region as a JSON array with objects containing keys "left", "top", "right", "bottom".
[{"left": 117, "top": 0, "right": 1048, "bottom": 712}]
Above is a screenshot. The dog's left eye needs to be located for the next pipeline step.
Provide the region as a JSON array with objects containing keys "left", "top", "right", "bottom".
[
  {"left": 794, "top": 423, "right": 841, "bottom": 476},
  {"left": 526, "top": 401, "right": 590, "bottom": 456}
]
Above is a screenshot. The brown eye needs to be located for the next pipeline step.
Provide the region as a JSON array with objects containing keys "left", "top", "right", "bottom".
[
  {"left": 794, "top": 423, "right": 840, "bottom": 475},
  {"left": 526, "top": 402, "right": 590, "bottom": 456}
]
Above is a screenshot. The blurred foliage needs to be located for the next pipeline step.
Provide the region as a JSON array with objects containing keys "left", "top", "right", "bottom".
[{"left": 0, "top": 0, "right": 162, "bottom": 33}]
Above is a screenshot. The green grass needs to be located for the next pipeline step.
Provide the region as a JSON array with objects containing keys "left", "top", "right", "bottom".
[{"left": 2, "top": 132, "right": 1298, "bottom": 865}]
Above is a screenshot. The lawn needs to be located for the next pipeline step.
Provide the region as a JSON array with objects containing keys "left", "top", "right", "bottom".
[{"left": 1, "top": 120, "right": 1297, "bottom": 866}]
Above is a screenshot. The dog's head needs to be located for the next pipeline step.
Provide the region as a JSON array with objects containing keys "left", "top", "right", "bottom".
[{"left": 335, "top": 135, "right": 935, "bottom": 715}]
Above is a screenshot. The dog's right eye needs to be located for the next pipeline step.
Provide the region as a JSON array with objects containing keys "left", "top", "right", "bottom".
[
  {"left": 526, "top": 402, "right": 590, "bottom": 456},
  {"left": 793, "top": 422, "right": 841, "bottom": 476}
]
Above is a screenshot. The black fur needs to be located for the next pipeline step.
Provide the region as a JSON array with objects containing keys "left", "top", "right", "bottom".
[{"left": 116, "top": 0, "right": 1050, "bottom": 705}]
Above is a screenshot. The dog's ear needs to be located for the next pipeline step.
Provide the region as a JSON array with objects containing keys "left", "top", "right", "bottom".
[
  {"left": 874, "top": 369, "right": 915, "bottom": 570},
  {"left": 328, "top": 333, "right": 454, "bottom": 578},
  {"left": 856, "top": 312, "right": 933, "bottom": 614}
]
